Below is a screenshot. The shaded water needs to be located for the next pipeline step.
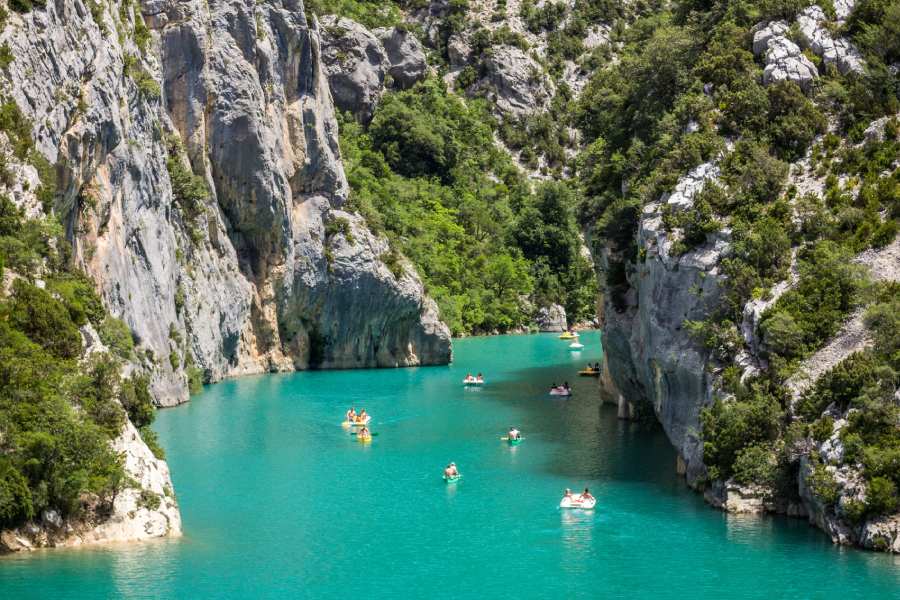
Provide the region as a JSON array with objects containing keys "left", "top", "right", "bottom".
[{"left": 2, "top": 332, "right": 898, "bottom": 598}]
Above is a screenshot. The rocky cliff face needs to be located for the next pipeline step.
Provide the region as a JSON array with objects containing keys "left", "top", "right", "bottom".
[
  {"left": 3, "top": 0, "right": 451, "bottom": 407},
  {"left": 597, "top": 163, "right": 727, "bottom": 483}
]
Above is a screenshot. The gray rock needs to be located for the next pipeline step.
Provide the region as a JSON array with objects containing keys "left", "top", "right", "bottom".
[
  {"left": 598, "top": 165, "right": 729, "bottom": 484},
  {"left": 447, "top": 35, "right": 473, "bottom": 69},
  {"left": 374, "top": 27, "right": 427, "bottom": 89},
  {"left": 474, "top": 45, "right": 555, "bottom": 117},
  {"left": 797, "top": 6, "right": 864, "bottom": 76},
  {"left": 6, "top": 0, "right": 451, "bottom": 406},
  {"left": 535, "top": 304, "right": 567, "bottom": 332},
  {"left": 752, "top": 20, "right": 789, "bottom": 57},
  {"left": 763, "top": 37, "right": 819, "bottom": 91},
  {"left": 319, "top": 15, "right": 388, "bottom": 122}
]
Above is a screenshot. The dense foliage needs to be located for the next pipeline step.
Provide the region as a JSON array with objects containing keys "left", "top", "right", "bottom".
[{"left": 341, "top": 79, "right": 596, "bottom": 335}]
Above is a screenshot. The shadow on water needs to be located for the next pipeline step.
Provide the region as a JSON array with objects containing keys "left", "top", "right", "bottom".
[{"left": 498, "top": 363, "right": 679, "bottom": 486}]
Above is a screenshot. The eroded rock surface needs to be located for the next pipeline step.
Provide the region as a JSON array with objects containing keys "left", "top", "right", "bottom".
[
  {"left": 474, "top": 45, "right": 555, "bottom": 117},
  {"left": 319, "top": 14, "right": 388, "bottom": 122},
  {"left": 4, "top": 0, "right": 451, "bottom": 411},
  {"left": 374, "top": 26, "right": 427, "bottom": 88}
]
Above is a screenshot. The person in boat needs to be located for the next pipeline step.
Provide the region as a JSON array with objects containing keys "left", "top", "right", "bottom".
[
  {"left": 444, "top": 462, "right": 459, "bottom": 478},
  {"left": 564, "top": 381, "right": 571, "bottom": 392},
  {"left": 594, "top": 362, "right": 601, "bottom": 372},
  {"left": 346, "top": 407, "right": 356, "bottom": 422},
  {"left": 476, "top": 372, "right": 484, "bottom": 383},
  {"left": 357, "top": 408, "right": 368, "bottom": 423},
  {"left": 358, "top": 425, "right": 371, "bottom": 439},
  {"left": 563, "top": 488, "right": 573, "bottom": 499},
  {"left": 580, "top": 488, "right": 594, "bottom": 502},
  {"left": 465, "top": 372, "right": 474, "bottom": 382},
  {"left": 508, "top": 426, "right": 520, "bottom": 440},
  {"left": 550, "top": 382, "right": 558, "bottom": 392}
]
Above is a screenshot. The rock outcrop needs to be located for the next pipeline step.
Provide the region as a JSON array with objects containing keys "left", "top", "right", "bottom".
[
  {"left": 0, "top": 420, "right": 181, "bottom": 552},
  {"left": 598, "top": 163, "right": 728, "bottom": 483},
  {"left": 3, "top": 0, "right": 451, "bottom": 409},
  {"left": 797, "top": 6, "right": 864, "bottom": 76},
  {"left": 760, "top": 35, "right": 819, "bottom": 91},
  {"left": 474, "top": 45, "right": 555, "bottom": 117},
  {"left": 374, "top": 26, "right": 428, "bottom": 89},
  {"left": 535, "top": 304, "right": 567, "bottom": 332},
  {"left": 319, "top": 14, "right": 389, "bottom": 122}
]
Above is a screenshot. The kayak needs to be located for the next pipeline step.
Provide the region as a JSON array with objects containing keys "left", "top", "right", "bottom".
[
  {"left": 549, "top": 388, "right": 572, "bottom": 396},
  {"left": 559, "top": 332, "right": 579, "bottom": 340},
  {"left": 578, "top": 369, "right": 600, "bottom": 377},
  {"left": 560, "top": 496, "right": 596, "bottom": 509},
  {"left": 508, "top": 437, "right": 522, "bottom": 446},
  {"left": 357, "top": 435, "right": 373, "bottom": 444},
  {"left": 568, "top": 342, "right": 584, "bottom": 350},
  {"left": 443, "top": 474, "right": 461, "bottom": 483},
  {"left": 463, "top": 379, "right": 484, "bottom": 386}
]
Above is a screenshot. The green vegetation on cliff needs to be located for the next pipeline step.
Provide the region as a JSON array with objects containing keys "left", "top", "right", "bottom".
[{"left": 341, "top": 79, "right": 596, "bottom": 335}]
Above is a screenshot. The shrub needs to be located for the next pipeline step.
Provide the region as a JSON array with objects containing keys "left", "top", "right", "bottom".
[
  {"left": 732, "top": 443, "right": 778, "bottom": 487},
  {"left": 808, "top": 462, "right": 841, "bottom": 506},
  {"left": 98, "top": 316, "right": 135, "bottom": 359},
  {"left": 119, "top": 374, "right": 155, "bottom": 429},
  {"left": 701, "top": 393, "right": 783, "bottom": 480},
  {"left": 7, "top": 280, "right": 82, "bottom": 359},
  {"left": 866, "top": 477, "right": 899, "bottom": 516}
]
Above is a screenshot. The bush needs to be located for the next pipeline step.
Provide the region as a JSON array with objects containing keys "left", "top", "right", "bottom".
[
  {"left": 701, "top": 392, "right": 783, "bottom": 480},
  {"left": 732, "top": 443, "right": 778, "bottom": 487},
  {"left": 119, "top": 374, "right": 154, "bottom": 429},
  {"left": 808, "top": 461, "right": 841, "bottom": 506},
  {"left": 7, "top": 280, "right": 82, "bottom": 359},
  {"left": 98, "top": 316, "right": 135, "bottom": 359},
  {"left": 866, "top": 476, "right": 899, "bottom": 516}
]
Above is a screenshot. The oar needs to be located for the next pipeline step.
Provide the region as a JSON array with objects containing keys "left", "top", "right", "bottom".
[{"left": 500, "top": 436, "right": 525, "bottom": 441}]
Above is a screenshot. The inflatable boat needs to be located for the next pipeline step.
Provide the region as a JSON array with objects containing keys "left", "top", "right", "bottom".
[
  {"left": 559, "top": 495, "right": 596, "bottom": 509},
  {"left": 357, "top": 435, "right": 372, "bottom": 444},
  {"left": 549, "top": 387, "right": 572, "bottom": 396},
  {"left": 463, "top": 378, "right": 484, "bottom": 386},
  {"left": 559, "top": 331, "right": 579, "bottom": 340},
  {"left": 342, "top": 416, "right": 371, "bottom": 427}
]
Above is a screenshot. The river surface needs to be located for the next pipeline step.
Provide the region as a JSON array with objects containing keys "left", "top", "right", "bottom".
[{"left": 2, "top": 332, "right": 899, "bottom": 598}]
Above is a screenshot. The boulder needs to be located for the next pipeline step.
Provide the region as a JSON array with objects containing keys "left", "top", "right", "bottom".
[
  {"left": 319, "top": 15, "right": 388, "bottom": 122},
  {"left": 474, "top": 45, "right": 555, "bottom": 117},
  {"left": 797, "top": 6, "right": 864, "bottom": 76},
  {"left": 752, "top": 20, "right": 789, "bottom": 56},
  {"left": 374, "top": 27, "right": 427, "bottom": 88},
  {"left": 535, "top": 304, "right": 567, "bottom": 332},
  {"left": 448, "top": 34, "right": 473, "bottom": 69},
  {"left": 762, "top": 37, "right": 819, "bottom": 91}
]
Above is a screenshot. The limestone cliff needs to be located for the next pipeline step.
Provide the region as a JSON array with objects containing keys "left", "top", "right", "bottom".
[{"left": 2, "top": 0, "right": 451, "bottom": 408}]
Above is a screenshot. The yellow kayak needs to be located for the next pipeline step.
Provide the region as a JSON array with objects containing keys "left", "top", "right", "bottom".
[
  {"left": 578, "top": 369, "right": 601, "bottom": 377},
  {"left": 357, "top": 435, "right": 372, "bottom": 443}
]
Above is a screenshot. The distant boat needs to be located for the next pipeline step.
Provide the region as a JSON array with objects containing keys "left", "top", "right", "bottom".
[
  {"left": 568, "top": 342, "right": 584, "bottom": 350},
  {"left": 559, "top": 331, "right": 579, "bottom": 340}
]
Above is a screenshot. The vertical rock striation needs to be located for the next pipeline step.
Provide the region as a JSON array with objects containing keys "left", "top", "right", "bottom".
[{"left": 4, "top": 0, "right": 451, "bottom": 408}]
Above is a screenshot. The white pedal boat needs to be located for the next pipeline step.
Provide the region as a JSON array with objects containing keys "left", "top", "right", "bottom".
[
  {"left": 341, "top": 416, "right": 371, "bottom": 427},
  {"left": 463, "top": 378, "right": 484, "bottom": 386},
  {"left": 568, "top": 342, "right": 584, "bottom": 350},
  {"left": 549, "top": 388, "right": 572, "bottom": 396},
  {"left": 560, "top": 496, "right": 596, "bottom": 509}
]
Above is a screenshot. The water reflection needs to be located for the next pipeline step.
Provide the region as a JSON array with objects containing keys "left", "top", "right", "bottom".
[{"left": 559, "top": 509, "right": 595, "bottom": 574}]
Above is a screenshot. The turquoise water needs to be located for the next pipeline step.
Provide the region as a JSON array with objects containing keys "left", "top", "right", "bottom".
[{"left": 2, "top": 332, "right": 899, "bottom": 599}]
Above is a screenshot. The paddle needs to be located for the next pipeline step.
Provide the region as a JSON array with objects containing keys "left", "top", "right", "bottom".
[
  {"left": 500, "top": 437, "right": 525, "bottom": 441},
  {"left": 350, "top": 431, "right": 379, "bottom": 436}
]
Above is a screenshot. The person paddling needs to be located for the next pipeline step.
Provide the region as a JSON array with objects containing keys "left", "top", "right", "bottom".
[
  {"left": 580, "top": 487, "right": 594, "bottom": 502},
  {"left": 444, "top": 462, "right": 459, "bottom": 478},
  {"left": 508, "top": 426, "right": 520, "bottom": 441},
  {"left": 358, "top": 425, "right": 371, "bottom": 440}
]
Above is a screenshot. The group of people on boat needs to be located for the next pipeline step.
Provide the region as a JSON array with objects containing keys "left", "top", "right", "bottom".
[
  {"left": 562, "top": 488, "right": 595, "bottom": 503},
  {"left": 549, "top": 382, "right": 572, "bottom": 395},
  {"left": 463, "top": 373, "right": 485, "bottom": 384},
  {"left": 584, "top": 362, "right": 601, "bottom": 373},
  {"left": 345, "top": 407, "right": 369, "bottom": 424}
]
